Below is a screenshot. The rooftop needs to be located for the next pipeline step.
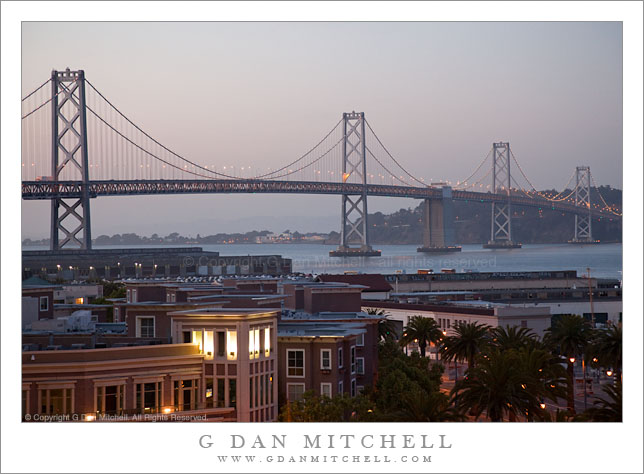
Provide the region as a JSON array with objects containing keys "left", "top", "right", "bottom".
[
  {"left": 316, "top": 273, "right": 393, "bottom": 292},
  {"left": 168, "top": 308, "right": 281, "bottom": 318},
  {"left": 278, "top": 321, "right": 366, "bottom": 338},
  {"left": 282, "top": 310, "right": 383, "bottom": 321}
]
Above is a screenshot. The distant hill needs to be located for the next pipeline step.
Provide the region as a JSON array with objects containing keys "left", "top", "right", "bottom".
[
  {"left": 353, "top": 186, "right": 622, "bottom": 245},
  {"left": 22, "top": 187, "right": 622, "bottom": 246}
]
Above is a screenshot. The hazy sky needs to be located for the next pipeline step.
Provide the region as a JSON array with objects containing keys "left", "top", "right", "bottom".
[{"left": 21, "top": 22, "right": 622, "bottom": 239}]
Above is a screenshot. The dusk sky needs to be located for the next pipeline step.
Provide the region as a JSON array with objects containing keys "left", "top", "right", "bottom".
[{"left": 21, "top": 22, "right": 622, "bottom": 239}]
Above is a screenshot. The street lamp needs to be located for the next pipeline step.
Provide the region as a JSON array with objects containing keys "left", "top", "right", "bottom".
[{"left": 582, "top": 357, "right": 587, "bottom": 410}]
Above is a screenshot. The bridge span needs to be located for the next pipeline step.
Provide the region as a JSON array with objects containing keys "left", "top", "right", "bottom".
[
  {"left": 21, "top": 69, "right": 621, "bottom": 253},
  {"left": 22, "top": 178, "right": 611, "bottom": 218}
]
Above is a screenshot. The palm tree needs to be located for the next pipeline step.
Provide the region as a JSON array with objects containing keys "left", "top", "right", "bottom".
[
  {"left": 441, "top": 322, "right": 491, "bottom": 370},
  {"left": 399, "top": 316, "right": 443, "bottom": 358},
  {"left": 544, "top": 314, "right": 594, "bottom": 414},
  {"left": 366, "top": 308, "right": 398, "bottom": 341},
  {"left": 490, "top": 325, "right": 538, "bottom": 351},
  {"left": 512, "top": 345, "right": 568, "bottom": 420},
  {"left": 583, "top": 381, "right": 622, "bottom": 422},
  {"left": 392, "top": 387, "right": 466, "bottom": 422},
  {"left": 451, "top": 349, "right": 538, "bottom": 422},
  {"left": 590, "top": 324, "right": 622, "bottom": 383}
]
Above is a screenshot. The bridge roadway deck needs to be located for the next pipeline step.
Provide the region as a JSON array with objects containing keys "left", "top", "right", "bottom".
[{"left": 21, "top": 179, "right": 616, "bottom": 218}]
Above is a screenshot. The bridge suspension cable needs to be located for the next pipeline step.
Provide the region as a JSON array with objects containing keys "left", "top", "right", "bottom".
[
  {"left": 590, "top": 173, "right": 622, "bottom": 216},
  {"left": 86, "top": 79, "right": 241, "bottom": 180},
  {"left": 21, "top": 85, "right": 71, "bottom": 120},
  {"left": 509, "top": 148, "right": 583, "bottom": 202},
  {"left": 457, "top": 165, "right": 494, "bottom": 190},
  {"left": 86, "top": 105, "right": 227, "bottom": 180},
  {"left": 21, "top": 78, "right": 51, "bottom": 102},
  {"left": 260, "top": 135, "right": 345, "bottom": 180},
  {"left": 454, "top": 146, "right": 493, "bottom": 189},
  {"left": 364, "top": 119, "right": 429, "bottom": 187},
  {"left": 251, "top": 118, "right": 343, "bottom": 179},
  {"left": 365, "top": 146, "right": 415, "bottom": 187}
]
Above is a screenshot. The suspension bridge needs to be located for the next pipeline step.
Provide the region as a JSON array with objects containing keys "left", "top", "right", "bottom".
[{"left": 21, "top": 69, "right": 622, "bottom": 255}]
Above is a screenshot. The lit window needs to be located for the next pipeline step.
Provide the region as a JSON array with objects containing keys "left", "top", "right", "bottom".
[
  {"left": 205, "top": 378, "right": 214, "bottom": 408},
  {"left": 191, "top": 330, "right": 203, "bottom": 352},
  {"left": 227, "top": 331, "right": 237, "bottom": 360},
  {"left": 320, "top": 349, "right": 332, "bottom": 370},
  {"left": 204, "top": 331, "right": 214, "bottom": 359},
  {"left": 264, "top": 327, "right": 271, "bottom": 357},
  {"left": 287, "top": 350, "right": 304, "bottom": 377},
  {"left": 249, "top": 328, "right": 260, "bottom": 359},
  {"left": 254, "top": 329, "right": 260, "bottom": 358}
]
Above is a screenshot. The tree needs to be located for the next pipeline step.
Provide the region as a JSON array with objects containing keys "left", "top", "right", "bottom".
[
  {"left": 452, "top": 348, "right": 558, "bottom": 422},
  {"left": 101, "top": 281, "right": 126, "bottom": 299},
  {"left": 582, "top": 381, "right": 622, "bottom": 422},
  {"left": 590, "top": 325, "right": 622, "bottom": 383},
  {"left": 279, "top": 391, "right": 375, "bottom": 422},
  {"left": 544, "top": 314, "right": 593, "bottom": 414},
  {"left": 390, "top": 386, "right": 465, "bottom": 422},
  {"left": 451, "top": 349, "right": 530, "bottom": 421},
  {"left": 512, "top": 345, "right": 568, "bottom": 420},
  {"left": 365, "top": 308, "right": 398, "bottom": 341},
  {"left": 490, "top": 325, "right": 538, "bottom": 351},
  {"left": 399, "top": 316, "right": 443, "bottom": 357},
  {"left": 371, "top": 340, "right": 456, "bottom": 422},
  {"left": 441, "top": 322, "right": 491, "bottom": 370}
]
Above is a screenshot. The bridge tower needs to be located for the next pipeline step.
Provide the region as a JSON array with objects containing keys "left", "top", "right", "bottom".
[
  {"left": 329, "top": 112, "right": 380, "bottom": 257},
  {"left": 571, "top": 166, "right": 594, "bottom": 243},
  {"left": 483, "top": 142, "right": 521, "bottom": 249},
  {"left": 49, "top": 68, "right": 92, "bottom": 250}
]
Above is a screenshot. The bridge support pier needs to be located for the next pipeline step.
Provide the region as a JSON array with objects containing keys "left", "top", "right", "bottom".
[
  {"left": 417, "top": 187, "right": 461, "bottom": 253},
  {"left": 483, "top": 142, "right": 521, "bottom": 249},
  {"left": 330, "top": 112, "right": 381, "bottom": 257}
]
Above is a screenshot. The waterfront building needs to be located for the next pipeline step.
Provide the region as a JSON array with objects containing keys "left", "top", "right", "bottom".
[
  {"left": 22, "top": 343, "right": 235, "bottom": 421},
  {"left": 367, "top": 301, "right": 551, "bottom": 338}
]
